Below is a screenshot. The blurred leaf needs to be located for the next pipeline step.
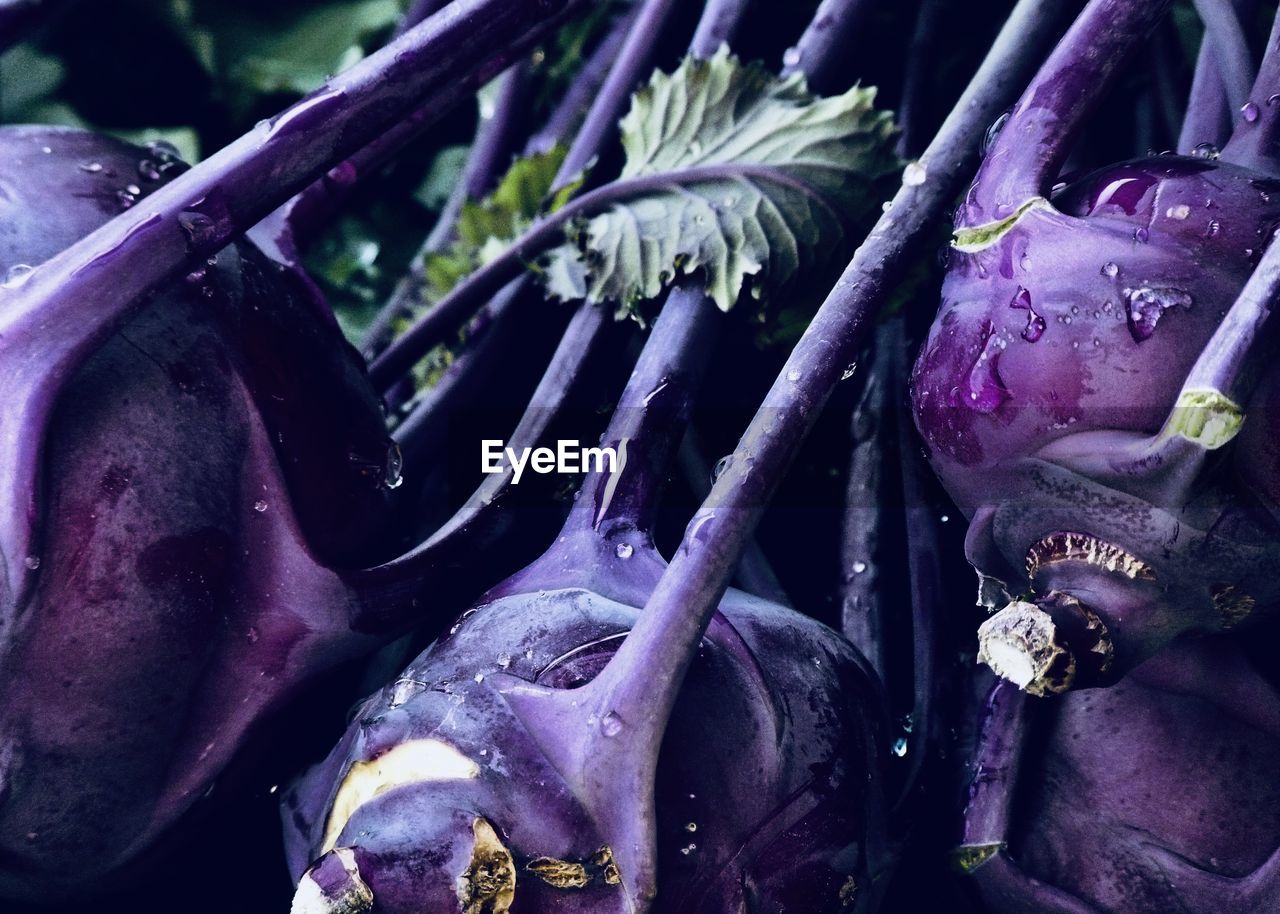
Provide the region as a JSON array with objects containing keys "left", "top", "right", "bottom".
[
  {"left": 420, "top": 143, "right": 575, "bottom": 302},
  {"left": 111, "top": 127, "right": 202, "bottom": 164},
  {"left": 415, "top": 144, "right": 470, "bottom": 210}
]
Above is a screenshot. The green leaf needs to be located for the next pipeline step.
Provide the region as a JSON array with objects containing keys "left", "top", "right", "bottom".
[
  {"left": 420, "top": 144, "right": 577, "bottom": 302},
  {"left": 415, "top": 144, "right": 471, "bottom": 211},
  {"left": 541, "top": 48, "right": 899, "bottom": 315}
]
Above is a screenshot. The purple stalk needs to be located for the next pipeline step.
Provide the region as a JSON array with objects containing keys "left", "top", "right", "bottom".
[
  {"left": 1222, "top": 7, "right": 1280, "bottom": 172},
  {"left": 358, "top": 64, "right": 532, "bottom": 358},
  {"left": 367, "top": 0, "right": 686, "bottom": 386},
  {"left": 690, "top": 0, "right": 752, "bottom": 55},
  {"left": 493, "top": 1, "right": 1068, "bottom": 908},
  {"left": 675, "top": 430, "right": 791, "bottom": 605},
  {"left": 367, "top": 161, "right": 839, "bottom": 390},
  {"left": 526, "top": 4, "right": 641, "bottom": 156},
  {"left": 964, "top": 0, "right": 1173, "bottom": 225},
  {"left": 958, "top": 684, "right": 1100, "bottom": 913},
  {"left": 1180, "top": 0, "right": 1258, "bottom": 152},
  {"left": 1191, "top": 0, "right": 1254, "bottom": 113},
  {"left": 896, "top": 0, "right": 947, "bottom": 158},
  {"left": 890, "top": 315, "right": 943, "bottom": 811},
  {"left": 0, "top": 0, "right": 582, "bottom": 614},
  {"left": 780, "top": 0, "right": 877, "bottom": 95},
  {"left": 841, "top": 324, "right": 891, "bottom": 679}
]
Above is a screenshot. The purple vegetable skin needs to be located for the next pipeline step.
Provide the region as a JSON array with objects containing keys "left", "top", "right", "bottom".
[
  {"left": 958, "top": 638, "right": 1280, "bottom": 913},
  {"left": 284, "top": 548, "right": 880, "bottom": 914},
  {"left": 911, "top": 0, "right": 1280, "bottom": 691},
  {"left": 0, "top": 127, "right": 389, "bottom": 899}
]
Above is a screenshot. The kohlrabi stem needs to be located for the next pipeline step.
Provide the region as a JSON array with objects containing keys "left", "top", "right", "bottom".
[
  {"left": 964, "top": 0, "right": 1172, "bottom": 225},
  {"left": 1222, "top": 6, "right": 1280, "bottom": 172},
  {"left": 1181, "top": 0, "right": 1258, "bottom": 152},
  {"left": 896, "top": 0, "right": 947, "bottom": 158},
  {"left": 359, "top": 65, "right": 532, "bottom": 357},
  {"left": 1191, "top": 0, "right": 1254, "bottom": 115},
  {"left": 526, "top": 5, "right": 640, "bottom": 156},
  {"left": 564, "top": 284, "right": 723, "bottom": 536},
  {"left": 497, "top": 2, "right": 1068, "bottom": 910},
  {"left": 676, "top": 429, "right": 791, "bottom": 605},
  {"left": 890, "top": 316, "right": 942, "bottom": 813},
  {"left": 780, "top": 0, "right": 877, "bottom": 95},
  {"left": 366, "top": 162, "right": 836, "bottom": 390},
  {"left": 841, "top": 324, "right": 892, "bottom": 680},
  {"left": 0, "top": 0, "right": 583, "bottom": 614},
  {"left": 956, "top": 682, "right": 1026, "bottom": 863},
  {"left": 690, "top": 0, "right": 752, "bottom": 55}
]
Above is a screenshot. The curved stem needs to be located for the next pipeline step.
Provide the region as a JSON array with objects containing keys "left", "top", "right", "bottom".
[
  {"left": 841, "top": 324, "right": 892, "bottom": 680},
  {"left": 889, "top": 316, "right": 942, "bottom": 813},
  {"left": 359, "top": 64, "right": 531, "bottom": 357},
  {"left": 1179, "top": 0, "right": 1258, "bottom": 152},
  {"left": 1221, "top": 6, "right": 1280, "bottom": 172},
  {"left": 366, "top": 162, "right": 837, "bottom": 390},
  {"left": 0, "top": 0, "right": 583, "bottom": 616},
  {"left": 1191, "top": 0, "right": 1254, "bottom": 114},
  {"left": 781, "top": 0, "right": 877, "bottom": 95},
  {"left": 492, "top": 2, "right": 1069, "bottom": 910},
  {"left": 677, "top": 428, "right": 791, "bottom": 605},
  {"left": 564, "top": 283, "right": 723, "bottom": 535},
  {"left": 964, "top": 0, "right": 1172, "bottom": 225},
  {"left": 958, "top": 681, "right": 1026, "bottom": 851},
  {"left": 691, "top": 0, "right": 752, "bottom": 55},
  {"left": 896, "top": 0, "right": 947, "bottom": 159}
]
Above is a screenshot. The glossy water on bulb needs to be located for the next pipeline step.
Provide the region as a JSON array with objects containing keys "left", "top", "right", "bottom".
[
  {"left": 981, "top": 110, "right": 1011, "bottom": 156},
  {"left": 1242, "top": 102, "right": 1261, "bottom": 123},
  {"left": 267, "top": 86, "right": 347, "bottom": 140},
  {"left": 600, "top": 711, "right": 623, "bottom": 737},
  {"left": 1125, "top": 286, "right": 1193, "bottom": 342},
  {"left": 964, "top": 320, "right": 1011, "bottom": 412},
  {"left": 1009, "top": 286, "right": 1045, "bottom": 342}
]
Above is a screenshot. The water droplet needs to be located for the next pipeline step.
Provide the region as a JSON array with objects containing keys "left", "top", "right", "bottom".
[
  {"left": 615, "top": 543, "right": 634, "bottom": 559},
  {"left": 1269, "top": 94, "right": 1280, "bottom": 107},
  {"left": 79, "top": 162, "right": 104, "bottom": 173},
  {"left": 253, "top": 499, "right": 268, "bottom": 513},
  {"left": 891, "top": 738, "right": 908, "bottom": 757},
  {"left": 1166, "top": 204, "right": 1190, "bottom": 220},
  {"left": 474, "top": 672, "right": 485, "bottom": 683},
  {"left": 680, "top": 843, "right": 698, "bottom": 856},
  {"left": 496, "top": 652, "right": 512, "bottom": 670},
  {"left": 40, "top": 146, "right": 51, "bottom": 155},
  {"left": 382, "top": 440, "right": 404, "bottom": 490},
  {"left": 24, "top": 556, "right": 40, "bottom": 570},
  {"left": 137, "top": 159, "right": 162, "bottom": 182},
  {"left": 246, "top": 626, "right": 260, "bottom": 643},
  {"left": 1206, "top": 218, "right": 1221, "bottom": 237},
  {"left": 841, "top": 362, "right": 857, "bottom": 380},
  {"left": 116, "top": 188, "right": 138, "bottom": 209},
  {"left": 1133, "top": 227, "right": 1149, "bottom": 243},
  {"left": 965, "top": 320, "right": 1010, "bottom": 412},
  {"left": 1008, "top": 286, "right": 1045, "bottom": 342},
  {"left": 3, "top": 263, "right": 34, "bottom": 287},
  {"left": 388, "top": 678, "right": 425, "bottom": 708},
  {"left": 981, "top": 110, "right": 1011, "bottom": 156},
  {"left": 711, "top": 455, "right": 733, "bottom": 483},
  {"left": 1243, "top": 102, "right": 1261, "bottom": 123},
  {"left": 601, "top": 711, "right": 623, "bottom": 737},
  {"left": 852, "top": 561, "right": 868, "bottom": 574},
  {"left": 881, "top": 200, "right": 893, "bottom": 213},
  {"left": 684, "top": 822, "right": 698, "bottom": 833},
  {"left": 1192, "top": 142, "right": 1221, "bottom": 160},
  {"left": 525, "top": 648, "right": 535, "bottom": 660},
  {"left": 940, "top": 514, "right": 950, "bottom": 523},
  {"left": 782, "top": 46, "right": 801, "bottom": 68},
  {"left": 787, "top": 369, "right": 801, "bottom": 382},
  {"left": 903, "top": 161, "right": 927, "bottom": 186},
  {"left": 1125, "top": 286, "right": 1193, "bottom": 342}
]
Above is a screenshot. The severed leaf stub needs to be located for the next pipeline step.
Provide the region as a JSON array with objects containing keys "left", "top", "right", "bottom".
[{"left": 542, "top": 46, "right": 898, "bottom": 315}]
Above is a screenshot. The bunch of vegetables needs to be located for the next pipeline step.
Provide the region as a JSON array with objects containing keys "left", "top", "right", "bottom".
[{"left": 1, "top": 0, "right": 1278, "bottom": 912}]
